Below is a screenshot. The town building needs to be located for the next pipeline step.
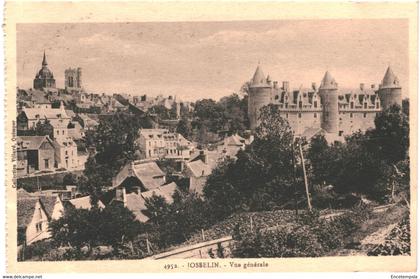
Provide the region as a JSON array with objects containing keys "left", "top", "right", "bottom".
[
  {"left": 53, "top": 137, "right": 81, "bottom": 170},
  {"left": 216, "top": 134, "right": 253, "bottom": 159},
  {"left": 17, "top": 102, "right": 71, "bottom": 131},
  {"left": 137, "top": 129, "right": 194, "bottom": 160},
  {"left": 17, "top": 190, "right": 63, "bottom": 245},
  {"left": 110, "top": 160, "right": 178, "bottom": 222},
  {"left": 184, "top": 159, "right": 212, "bottom": 195},
  {"left": 17, "top": 136, "right": 56, "bottom": 176},
  {"left": 33, "top": 52, "right": 56, "bottom": 90},
  {"left": 17, "top": 189, "right": 103, "bottom": 246},
  {"left": 247, "top": 65, "right": 402, "bottom": 139}
]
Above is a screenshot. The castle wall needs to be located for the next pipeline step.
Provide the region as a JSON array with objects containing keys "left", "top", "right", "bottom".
[
  {"left": 338, "top": 110, "right": 377, "bottom": 135},
  {"left": 278, "top": 110, "right": 322, "bottom": 135}
]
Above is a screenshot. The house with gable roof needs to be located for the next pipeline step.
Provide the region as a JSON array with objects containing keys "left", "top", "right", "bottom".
[
  {"left": 17, "top": 136, "right": 56, "bottom": 176},
  {"left": 17, "top": 190, "right": 65, "bottom": 245},
  {"left": 109, "top": 160, "right": 179, "bottom": 222}
]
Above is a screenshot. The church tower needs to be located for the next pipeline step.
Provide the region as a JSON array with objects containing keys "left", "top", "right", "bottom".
[
  {"left": 248, "top": 65, "right": 272, "bottom": 131},
  {"left": 33, "top": 51, "right": 56, "bottom": 90},
  {"left": 378, "top": 66, "right": 402, "bottom": 110},
  {"left": 318, "top": 71, "right": 339, "bottom": 134}
]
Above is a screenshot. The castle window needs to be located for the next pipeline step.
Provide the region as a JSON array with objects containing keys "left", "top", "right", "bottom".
[
  {"left": 364, "top": 103, "right": 367, "bottom": 109},
  {"left": 286, "top": 113, "right": 288, "bottom": 118},
  {"left": 363, "top": 113, "right": 367, "bottom": 118},
  {"left": 350, "top": 113, "right": 353, "bottom": 118},
  {"left": 376, "top": 102, "right": 379, "bottom": 109},
  {"left": 299, "top": 101, "right": 302, "bottom": 108},
  {"left": 298, "top": 113, "right": 302, "bottom": 118},
  {"left": 314, "top": 101, "right": 317, "bottom": 108},
  {"left": 339, "top": 131, "right": 344, "bottom": 136},
  {"left": 314, "top": 113, "right": 317, "bottom": 118},
  {"left": 275, "top": 95, "right": 279, "bottom": 100},
  {"left": 350, "top": 102, "right": 354, "bottom": 109},
  {"left": 285, "top": 103, "right": 288, "bottom": 108}
]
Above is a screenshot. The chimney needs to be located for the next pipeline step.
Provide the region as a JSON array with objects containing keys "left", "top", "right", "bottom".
[
  {"left": 282, "top": 81, "right": 290, "bottom": 92},
  {"left": 311, "top": 82, "right": 317, "bottom": 91},
  {"left": 360, "top": 83, "right": 365, "bottom": 91}
]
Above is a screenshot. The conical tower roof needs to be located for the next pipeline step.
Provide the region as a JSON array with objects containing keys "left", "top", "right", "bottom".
[
  {"left": 250, "top": 64, "right": 271, "bottom": 88},
  {"left": 319, "top": 71, "right": 337, "bottom": 90},
  {"left": 251, "top": 65, "right": 266, "bottom": 85},
  {"left": 381, "top": 66, "right": 400, "bottom": 88}
]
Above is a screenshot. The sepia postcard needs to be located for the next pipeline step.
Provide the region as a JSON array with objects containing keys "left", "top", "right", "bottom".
[{"left": 3, "top": 0, "right": 418, "bottom": 274}]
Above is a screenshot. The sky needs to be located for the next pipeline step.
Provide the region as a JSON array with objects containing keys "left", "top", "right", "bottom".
[{"left": 17, "top": 20, "right": 409, "bottom": 101}]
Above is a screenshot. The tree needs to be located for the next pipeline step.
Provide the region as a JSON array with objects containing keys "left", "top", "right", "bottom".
[
  {"left": 204, "top": 104, "right": 300, "bottom": 217},
  {"left": 144, "top": 191, "right": 211, "bottom": 248},
  {"left": 62, "top": 173, "right": 77, "bottom": 186},
  {"left": 176, "top": 118, "right": 192, "bottom": 139},
  {"left": 49, "top": 204, "right": 144, "bottom": 252},
  {"left": 369, "top": 104, "right": 409, "bottom": 164},
  {"left": 82, "top": 112, "right": 150, "bottom": 192},
  {"left": 34, "top": 118, "right": 54, "bottom": 139}
]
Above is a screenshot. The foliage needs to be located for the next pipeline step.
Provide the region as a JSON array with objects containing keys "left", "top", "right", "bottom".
[
  {"left": 49, "top": 203, "right": 144, "bottom": 250},
  {"left": 144, "top": 191, "right": 212, "bottom": 248},
  {"left": 306, "top": 105, "right": 409, "bottom": 202},
  {"left": 149, "top": 104, "right": 177, "bottom": 120},
  {"left": 232, "top": 203, "right": 373, "bottom": 258},
  {"left": 81, "top": 112, "right": 152, "bottom": 196},
  {"left": 62, "top": 173, "right": 77, "bottom": 186},
  {"left": 368, "top": 104, "right": 409, "bottom": 164},
  {"left": 192, "top": 94, "right": 249, "bottom": 144},
  {"left": 204, "top": 104, "right": 299, "bottom": 219},
  {"left": 368, "top": 213, "right": 410, "bottom": 256},
  {"left": 17, "top": 119, "right": 55, "bottom": 139},
  {"left": 176, "top": 118, "right": 193, "bottom": 140}
]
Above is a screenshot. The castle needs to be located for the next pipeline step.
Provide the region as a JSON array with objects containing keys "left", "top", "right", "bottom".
[{"left": 247, "top": 65, "right": 402, "bottom": 139}]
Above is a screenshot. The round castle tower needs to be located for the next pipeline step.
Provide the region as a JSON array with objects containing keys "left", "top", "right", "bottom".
[
  {"left": 248, "top": 65, "right": 272, "bottom": 131},
  {"left": 318, "top": 71, "right": 339, "bottom": 134},
  {"left": 378, "top": 66, "right": 402, "bottom": 110}
]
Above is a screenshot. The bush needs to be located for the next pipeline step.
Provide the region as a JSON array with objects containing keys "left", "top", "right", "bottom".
[
  {"left": 232, "top": 225, "right": 324, "bottom": 258},
  {"left": 368, "top": 214, "right": 410, "bottom": 256},
  {"left": 232, "top": 203, "right": 373, "bottom": 258}
]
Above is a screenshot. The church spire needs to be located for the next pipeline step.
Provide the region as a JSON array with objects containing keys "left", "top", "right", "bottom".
[{"left": 42, "top": 50, "right": 47, "bottom": 67}]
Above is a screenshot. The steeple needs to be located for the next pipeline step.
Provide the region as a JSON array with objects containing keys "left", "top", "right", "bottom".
[{"left": 42, "top": 50, "right": 48, "bottom": 67}]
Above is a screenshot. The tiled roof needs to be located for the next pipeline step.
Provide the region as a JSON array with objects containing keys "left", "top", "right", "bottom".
[
  {"left": 124, "top": 193, "right": 149, "bottom": 222},
  {"left": 66, "top": 196, "right": 105, "bottom": 210},
  {"left": 186, "top": 160, "right": 212, "bottom": 178},
  {"left": 113, "top": 161, "right": 165, "bottom": 190},
  {"left": 17, "top": 136, "right": 53, "bottom": 151},
  {"left": 17, "top": 193, "right": 56, "bottom": 228},
  {"left": 141, "top": 182, "right": 178, "bottom": 203},
  {"left": 21, "top": 107, "right": 70, "bottom": 121}
]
